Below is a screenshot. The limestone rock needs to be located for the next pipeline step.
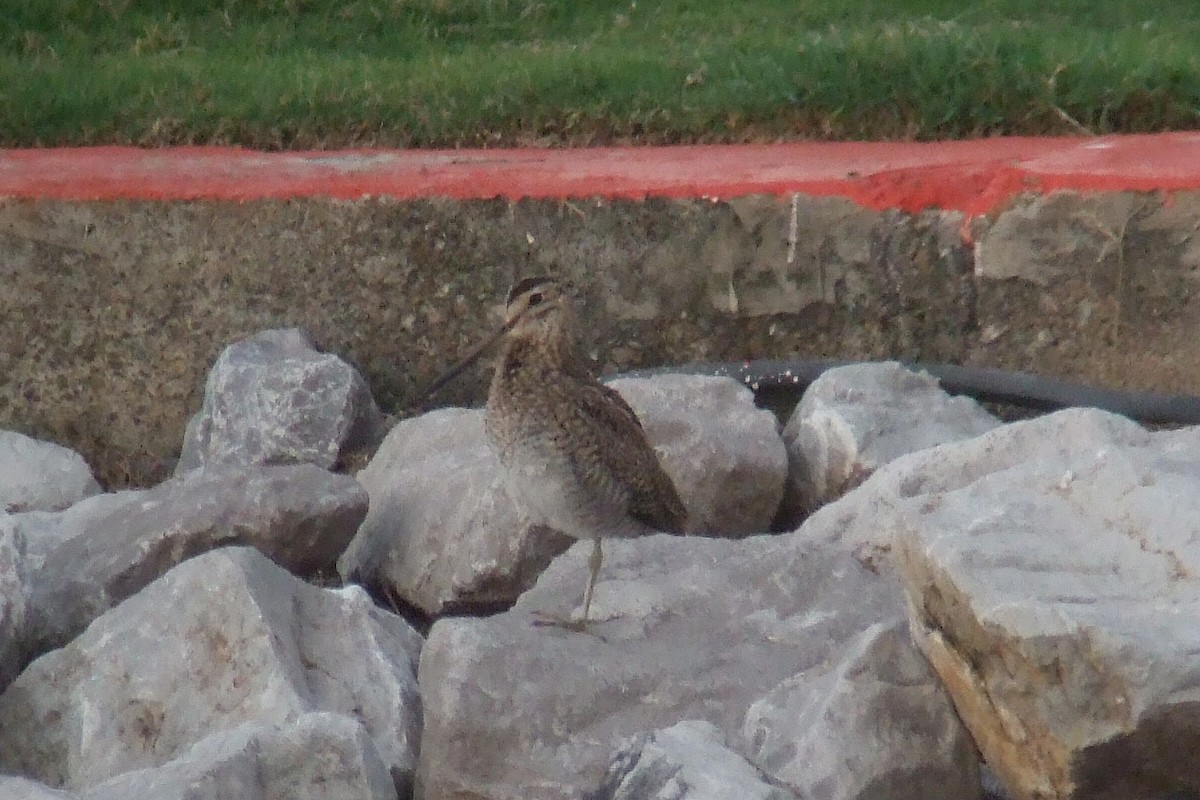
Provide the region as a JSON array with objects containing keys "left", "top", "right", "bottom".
[
  {"left": 417, "top": 533, "right": 902, "bottom": 799},
  {"left": 82, "top": 713, "right": 397, "bottom": 800},
  {"left": 0, "top": 713, "right": 397, "bottom": 800},
  {"left": 609, "top": 375, "right": 787, "bottom": 535},
  {"left": 590, "top": 720, "right": 793, "bottom": 800},
  {"left": 0, "top": 777, "right": 75, "bottom": 799},
  {"left": 883, "top": 408, "right": 1200, "bottom": 800},
  {"left": 24, "top": 464, "right": 367, "bottom": 655},
  {"left": 0, "top": 430, "right": 100, "bottom": 513},
  {"left": 0, "top": 516, "right": 31, "bottom": 692},
  {"left": 743, "top": 620, "right": 979, "bottom": 800},
  {"left": 13, "top": 491, "right": 145, "bottom": 574},
  {"left": 0, "top": 547, "right": 422, "bottom": 794},
  {"left": 974, "top": 192, "right": 1147, "bottom": 286},
  {"left": 176, "top": 328, "right": 383, "bottom": 474},
  {"left": 337, "top": 408, "right": 573, "bottom": 616},
  {"left": 782, "top": 361, "right": 999, "bottom": 515}
]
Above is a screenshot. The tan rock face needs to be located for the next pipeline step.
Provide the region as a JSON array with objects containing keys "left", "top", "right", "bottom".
[{"left": 886, "top": 409, "right": 1200, "bottom": 800}]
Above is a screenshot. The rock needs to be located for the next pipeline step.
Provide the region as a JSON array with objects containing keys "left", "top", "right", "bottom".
[
  {"left": 417, "top": 533, "right": 902, "bottom": 799},
  {"left": 881, "top": 408, "right": 1200, "bottom": 800},
  {"left": 81, "top": 713, "right": 397, "bottom": 800},
  {"left": 0, "top": 430, "right": 100, "bottom": 513},
  {"left": 0, "top": 517, "right": 31, "bottom": 692},
  {"left": 0, "top": 547, "right": 422, "bottom": 794},
  {"left": 23, "top": 464, "right": 367, "bottom": 656},
  {"left": 338, "top": 408, "right": 573, "bottom": 616},
  {"left": 609, "top": 375, "right": 787, "bottom": 535},
  {"left": 981, "top": 764, "right": 1015, "bottom": 800},
  {"left": 0, "top": 713, "right": 397, "bottom": 800},
  {"left": 743, "top": 620, "right": 979, "bottom": 800},
  {"left": 176, "top": 328, "right": 383, "bottom": 475},
  {"left": 590, "top": 720, "right": 793, "bottom": 800},
  {"left": 782, "top": 361, "right": 999, "bottom": 516},
  {"left": 974, "top": 192, "right": 1147, "bottom": 286},
  {"left": 0, "top": 776, "right": 75, "bottom": 799},
  {"left": 15, "top": 490, "right": 147, "bottom": 573}
]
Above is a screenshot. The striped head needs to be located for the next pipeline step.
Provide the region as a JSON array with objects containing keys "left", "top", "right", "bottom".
[{"left": 502, "top": 276, "right": 578, "bottom": 343}]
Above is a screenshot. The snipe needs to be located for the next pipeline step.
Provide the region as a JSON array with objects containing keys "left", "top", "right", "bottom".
[{"left": 426, "top": 276, "right": 688, "bottom": 629}]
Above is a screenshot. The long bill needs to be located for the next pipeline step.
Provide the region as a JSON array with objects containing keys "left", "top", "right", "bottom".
[{"left": 421, "top": 319, "right": 514, "bottom": 402}]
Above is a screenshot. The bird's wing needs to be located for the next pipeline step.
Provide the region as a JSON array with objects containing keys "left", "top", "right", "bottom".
[{"left": 568, "top": 381, "right": 689, "bottom": 534}]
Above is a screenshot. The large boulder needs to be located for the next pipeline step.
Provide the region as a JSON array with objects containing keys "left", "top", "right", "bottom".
[
  {"left": 338, "top": 408, "right": 571, "bottom": 616},
  {"left": 177, "top": 328, "right": 383, "bottom": 474},
  {"left": 416, "top": 532, "right": 966, "bottom": 799},
  {"left": 608, "top": 375, "right": 788, "bottom": 535},
  {"left": 0, "top": 430, "right": 100, "bottom": 513},
  {"left": 590, "top": 720, "right": 792, "bottom": 800},
  {"left": 22, "top": 464, "right": 367, "bottom": 657},
  {"left": 0, "top": 713, "right": 397, "bottom": 800},
  {"left": 743, "top": 620, "right": 978, "bottom": 800},
  {"left": 0, "top": 517, "right": 31, "bottom": 692},
  {"left": 13, "top": 491, "right": 146, "bottom": 573},
  {"left": 876, "top": 408, "right": 1200, "bottom": 800},
  {"left": 0, "top": 547, "right": 423, "bottom": 795},
  {"left": 782, "top": 362, "right": 999, "bottom": 517},
  {"left": 0, "top": 777, "right": 74, "bottom": 799}
]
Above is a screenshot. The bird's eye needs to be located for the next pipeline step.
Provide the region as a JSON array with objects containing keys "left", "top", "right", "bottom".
[{"left": 527, "top": 292, "right": 544, "bottom": 306}]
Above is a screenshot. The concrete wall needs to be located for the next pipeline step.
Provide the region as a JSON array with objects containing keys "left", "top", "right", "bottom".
[{"left": 3, "top": 189, "right": 1199, "bottom": 487}]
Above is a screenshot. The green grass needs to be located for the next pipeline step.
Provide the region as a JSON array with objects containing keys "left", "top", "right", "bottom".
[{"left": 2, "top": 0, "right": 1199, "bottom": 147}]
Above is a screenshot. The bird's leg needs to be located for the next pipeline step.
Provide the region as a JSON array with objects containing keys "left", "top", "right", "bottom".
[
  {"left": 580, "top": 537, "right": 603, "bottom": 623},
  {"left": 531, "top": 537, "right": 604, "bottom": 633}
]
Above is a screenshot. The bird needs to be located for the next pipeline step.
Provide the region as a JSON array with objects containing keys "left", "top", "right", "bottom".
[{"left": 425, "top": 276, "right": 688, "bottom": 629}]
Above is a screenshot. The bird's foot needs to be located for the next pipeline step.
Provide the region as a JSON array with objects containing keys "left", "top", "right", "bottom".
[{"left": 530, "top": 610, "right": 590, "bottom": 632}]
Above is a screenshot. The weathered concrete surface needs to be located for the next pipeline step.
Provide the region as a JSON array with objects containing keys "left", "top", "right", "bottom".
[{"left": 3, "top": 189, "right": 1200, "bottom": 487}]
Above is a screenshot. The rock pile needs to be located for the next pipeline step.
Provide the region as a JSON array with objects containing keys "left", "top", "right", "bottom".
[{"left": 1, "top": 331, "right": 1197, "bottom": 800}]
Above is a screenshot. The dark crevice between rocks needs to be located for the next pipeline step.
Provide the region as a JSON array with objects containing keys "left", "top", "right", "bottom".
[{"left": 1071, "top": 702, "right": 1200, "bottom": 800}]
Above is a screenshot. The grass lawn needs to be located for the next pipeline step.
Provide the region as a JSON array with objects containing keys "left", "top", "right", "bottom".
[{"left": 2, "top": 0, "right": 1199, "bottom": 148}]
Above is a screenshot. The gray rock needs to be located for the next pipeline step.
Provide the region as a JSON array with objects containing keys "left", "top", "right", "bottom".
[
  {"left": 0, "top": 516, "right": 31, "bottom": 691},
  {"left": 743, "top": 620, "right": 979, "bottom": 800},
  {"left": 609, "top": 375, "right": 787, "bottom": 535},
  {"left": 0, "top": 777, "right": 76, "bottom": 799},
  {"left": 417, "top": 533, "right": 901, "bottom": 800},
  {"left": 591, "top": 720, "right": 793, "bottom": 800},
  {"left": 0, "top": 430, "right": 100, "bottom": 513},
  {"left": 81, "top": 712, "right": 396, "bottom": 800},
  {"left": 0, "top": 547, "right": 422, "bottom": 793},
  {"left": 177, "top": 328, "right": 383, "bottom": 474},
  {"left": 782, "top": 361, "right": 999, "bottom": 515},
  {"left": 974, "top": 192, "right": 1146, "bottom": 285},
  {"left": 0, "top": 713, "right": 397, "bottom": 800},
  {"left": 880, "top": 408, "right": 1200, "bottom": 800},
  {"left": 15, "top": 490, "right": 149, "bottom": 573},
  {"left": 24, "top": 464, "right": 367, "bottom": 656},
  {"left": 338, "top": 408, "right": 573, "bottom": 616}
]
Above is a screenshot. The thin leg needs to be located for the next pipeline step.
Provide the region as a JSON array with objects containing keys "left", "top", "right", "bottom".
[
  {"left": 580, "top": 537, "right": 603, "bottom": 623},
  {"left": 531, "top": 538, "right": 607, "bottom": 633}
]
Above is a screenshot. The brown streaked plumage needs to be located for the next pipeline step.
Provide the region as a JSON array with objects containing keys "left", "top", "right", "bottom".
[{"left": 430, "top": 275, "right": 687, "bottom": 629}]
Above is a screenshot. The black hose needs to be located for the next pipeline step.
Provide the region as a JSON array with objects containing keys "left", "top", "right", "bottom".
[{"left": 618, "top": 358, "right": 1200, "bottom": 426}]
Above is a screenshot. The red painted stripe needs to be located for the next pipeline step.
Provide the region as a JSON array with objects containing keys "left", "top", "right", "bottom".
[{"left": 3, "top": 134, "right": 1200, "bottom": 219}]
